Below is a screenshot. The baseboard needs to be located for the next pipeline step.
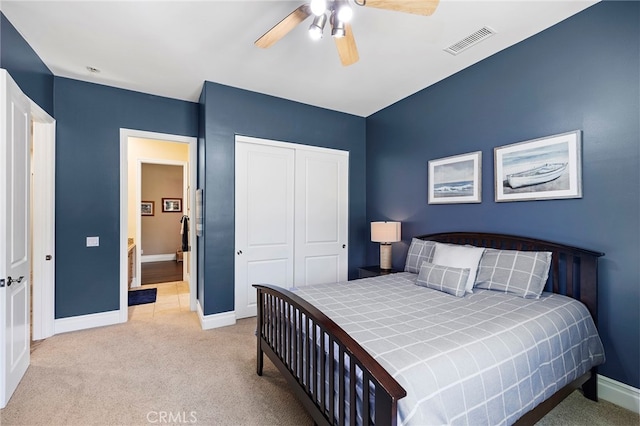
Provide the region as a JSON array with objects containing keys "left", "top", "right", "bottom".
[
  {"left": 54, "top": 310, "right": 121, "bottom": 335},
  {"left": 141, "top": 254, "right": 176, "bottom": 263},
  {"left": 599, "top": 374, "right": 640, "bottom": 414},
  {"left": 197, "top": 302, "right": 236, "bottom": 330}
]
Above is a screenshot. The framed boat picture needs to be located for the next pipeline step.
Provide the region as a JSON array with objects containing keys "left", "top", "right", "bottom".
[
  {"left": 428, "top": 151, "right": 482, "bottom": 204},
  {"left": 494, "top": 130, "right": 582, "bottom": 202}
]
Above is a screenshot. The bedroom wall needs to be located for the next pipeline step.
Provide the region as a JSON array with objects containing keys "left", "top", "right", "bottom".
[
  {"left": 365, "top": 1, "right": 639, "bottom": 389},
  {"left": 0, "top": 12, "right": 53, "bottom": 115},
  {"left": 53, "top": 77, "right": 198, "bottom": 318},
  {"left": 199, "top": 82, "right": 367, "bottom": 316}
]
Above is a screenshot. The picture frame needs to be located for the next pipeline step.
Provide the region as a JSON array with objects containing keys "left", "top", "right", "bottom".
[
  {"left": 141, "top": 201, "right": 154, "bottom": 216},
  {"left": 494, "top": 130, "right": 582, "bottom": 202},
  {"left": 162, "top": 198, "right": 182, "bottom": 213},
  {"left": 428, "top": 151, "right": 482, "bottom": 204}
]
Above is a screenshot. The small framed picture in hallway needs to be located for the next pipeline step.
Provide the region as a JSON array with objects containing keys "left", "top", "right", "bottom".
[
  {"left": 162, "top": 198, "right": 182, "bottom": 213},
  {"left": 141, "top": 201, "right": 154, "bottom": 216}
]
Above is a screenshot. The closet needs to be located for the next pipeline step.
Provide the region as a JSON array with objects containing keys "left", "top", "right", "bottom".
[{"left": 234, "top": 135, "right": 349, "bottom": 319}]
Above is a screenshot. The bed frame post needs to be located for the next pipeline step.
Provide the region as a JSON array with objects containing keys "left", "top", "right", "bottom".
[
  {"left": 256, "top": 287, "right": 264, "bottom": 376},
  {"left": 582, "top": 368, "right": 598, "bottom": 401},
  {"left": 579, "top": 251, "right": 600, "bottom": 402}
]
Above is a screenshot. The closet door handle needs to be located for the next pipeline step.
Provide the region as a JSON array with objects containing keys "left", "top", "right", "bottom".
[
  {"left": 342, "top": 244, "right": 346, "bottom": 249},
  {"left": 237, "top": 250, "right": 243, "bottom": 255}
]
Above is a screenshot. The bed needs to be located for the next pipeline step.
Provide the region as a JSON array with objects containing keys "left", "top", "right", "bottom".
[{"left": 254, "top": 232, "right": 605, "bottom": 425}]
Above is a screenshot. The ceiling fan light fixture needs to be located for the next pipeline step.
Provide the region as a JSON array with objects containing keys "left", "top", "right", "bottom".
[
  {"left": 331, "top": 26, "right": 346, "bottom": 38},
  {"left": 336, "top": 1, "right": 353, "bottom": 23},
  {"left": 309, "top": 13, "right": 327, "bottom": 40},
  {"left": 331, "top": 15, "right": 346, "bottom": 38},
  {"left": 310, "top": 0, "right": 327, "bottom": 16}
]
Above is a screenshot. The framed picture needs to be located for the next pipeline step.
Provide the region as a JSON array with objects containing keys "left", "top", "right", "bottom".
[
  {"left": 428, "top": 151, "right": 482, "bottom": 204},
  {"left": 141, "top": 201, "right": 154, "bottom": 216},
  {"left": 162, "top": 198, "right": 182, "bottom": 213},
  {"left": 494, "top": 130, "right": 582, "bottom": 202}
]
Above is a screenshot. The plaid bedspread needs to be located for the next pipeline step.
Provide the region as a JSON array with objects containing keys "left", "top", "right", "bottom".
[{"left": 293, "top": 272, "right": 605, "bottom": 425}]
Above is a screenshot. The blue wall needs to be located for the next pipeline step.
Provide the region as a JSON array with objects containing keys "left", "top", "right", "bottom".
[
  {"left": 53, "top": 77, "right": 199, "bottom": 318},
  {"left": 366, "top": 1, "right": 639, "bottom": 388},
  {"left": 0, "top": 12, "right": 53, "bottom": 115},
  {"left": 199, "top": 82, "right": 367, "bottom": 315}
]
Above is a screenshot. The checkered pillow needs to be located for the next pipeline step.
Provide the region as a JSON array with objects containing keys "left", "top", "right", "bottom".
[
  {"left": 416, "top": 261, "right": 470, "bottom": 298},
  {"left": 404, "top": 238, "right": 437, "bottom": 273},
  {"left": 474, "top": 248, "right": 552, "bottom": 298}
]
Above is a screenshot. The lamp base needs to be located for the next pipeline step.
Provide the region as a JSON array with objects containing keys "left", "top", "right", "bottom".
[{"left": 379, "top": 243, "right": 392, "bottom": 270}]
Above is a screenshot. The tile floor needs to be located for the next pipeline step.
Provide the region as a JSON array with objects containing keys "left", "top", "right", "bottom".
[{"left": 128, "top": 281, "right": 191, "bottom": 320}]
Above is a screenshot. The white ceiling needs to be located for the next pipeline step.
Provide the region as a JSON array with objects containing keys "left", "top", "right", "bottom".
[{"left": 1, "top": 0, "right": 598, "bottom": 117}]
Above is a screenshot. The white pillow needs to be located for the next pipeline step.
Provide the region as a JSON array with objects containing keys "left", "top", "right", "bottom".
[{"left": 432, "top": 242, "right": 485, "bottom": 293}]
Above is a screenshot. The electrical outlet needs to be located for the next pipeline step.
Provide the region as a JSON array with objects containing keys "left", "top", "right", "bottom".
[{"left": 86, "top": 236, "right": 99, "bottom": 247}]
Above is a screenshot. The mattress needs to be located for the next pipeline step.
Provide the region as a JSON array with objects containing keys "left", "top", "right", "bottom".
[{"left": 292, "top": 272, "right": 605, "bottom": 425}]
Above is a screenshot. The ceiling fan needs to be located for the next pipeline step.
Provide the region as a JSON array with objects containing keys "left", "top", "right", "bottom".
[{"left": 255, "top": 0, "right": 440, "bottom": 66}]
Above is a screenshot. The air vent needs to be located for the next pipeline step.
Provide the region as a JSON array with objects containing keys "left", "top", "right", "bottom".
[{"left": 444, "top": 26, "right": 496, "bottom": 55}]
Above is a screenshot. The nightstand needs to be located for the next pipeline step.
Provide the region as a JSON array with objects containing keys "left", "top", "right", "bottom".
[{"left": 357, "top": 265, "right": 400, "bottom": 279}]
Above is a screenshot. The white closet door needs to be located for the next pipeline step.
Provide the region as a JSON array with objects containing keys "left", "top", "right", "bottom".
[
  {"left": 294, "top": 149, "right": 348, "bottom": 286},
  {"left": 235, "top": 141, "right": 295, "bottom": 319}
]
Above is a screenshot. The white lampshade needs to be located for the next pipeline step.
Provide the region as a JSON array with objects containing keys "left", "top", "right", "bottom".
[{"left": 371, "top": 221, "right": 401, "bottom": 243}]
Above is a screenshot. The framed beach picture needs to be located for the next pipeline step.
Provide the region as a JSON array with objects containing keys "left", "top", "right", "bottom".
[
  {"left": 162, "top": 198, "right": 182, "bottom": 212},
  {"left": 141, "top": 201, "right": 154, "bottom": 216},
  {"left": 428, "top": 151, "right": 482, "bottom": 204},
  {"left": 494, "top": 130, "right": 582, "bottom": 202}
]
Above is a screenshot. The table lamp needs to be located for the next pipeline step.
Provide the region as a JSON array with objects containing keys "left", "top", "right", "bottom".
[{"left": 371, "top": 221, "right": 401, "bottom": 270}]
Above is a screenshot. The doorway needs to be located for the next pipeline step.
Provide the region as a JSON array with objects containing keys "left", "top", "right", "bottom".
[
  {"left": 1, "top": 69, "right": 55, "bottom": 407},
  {"left": 139, "top": 161, "right": 187, "bottom": 284},
  {"left": 119, "top": 129, "right": 197, "bottom": 323},
  {"left": 31, "top": 102, "right": 56, "bottom": 341}
]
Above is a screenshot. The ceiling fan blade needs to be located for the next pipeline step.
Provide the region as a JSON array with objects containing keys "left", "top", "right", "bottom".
[
  {"left": 360, "top": 0, "right": 440, "bottom": 16},
  {"left": 255, "top": 5, "right": 311, "bottom": 48},
  {"left": 335, "top": 24, "right": 359, "bottom": 66}
]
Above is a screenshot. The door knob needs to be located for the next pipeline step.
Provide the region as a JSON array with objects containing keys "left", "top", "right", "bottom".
[
  {"left": 46, "top": 255, "right": 52, "bottom": 260},
  {"left": 237, "top": 250, "right": 243, "bottom": 255},
  {"left": 7, "top": 276, "right": 24, "bottom": 286},
  {"left": 342, "top": 244, "right": 346, "bottom": 248}
]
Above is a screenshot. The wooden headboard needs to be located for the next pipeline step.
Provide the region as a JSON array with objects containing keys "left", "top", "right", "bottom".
[{"left": 417, "top": 232, "right": 604, "bottom": 324}]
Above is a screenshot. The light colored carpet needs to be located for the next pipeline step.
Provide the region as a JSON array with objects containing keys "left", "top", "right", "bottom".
[
  {"left": 1, "top": 313, "right": 311, "bottom": 426},
  {"left": 0, "top": 311, "right": 637, "bottom": 425}
]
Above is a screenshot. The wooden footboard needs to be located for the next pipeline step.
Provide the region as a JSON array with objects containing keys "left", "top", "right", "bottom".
[{"left": 254, "top": 284, "right": 406, "bottom": 426}]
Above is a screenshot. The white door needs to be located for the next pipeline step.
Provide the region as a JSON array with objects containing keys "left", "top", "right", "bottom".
[
  {"left": 31, "top": 114, "right": 56, "bottom": 341},
  {"left": 0, "top": 70, "right": 31, "bottom": 408},
  {"left": 235, "top": 141, "right": 295, "bottom": 319},
  {"left": 294, "top": 149, "right": 348, "bottom": 286}
]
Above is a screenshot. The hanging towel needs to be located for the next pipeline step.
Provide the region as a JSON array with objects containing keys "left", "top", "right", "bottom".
[{"left": 180, "top": 215, "right": 190, "bottom": 252}]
